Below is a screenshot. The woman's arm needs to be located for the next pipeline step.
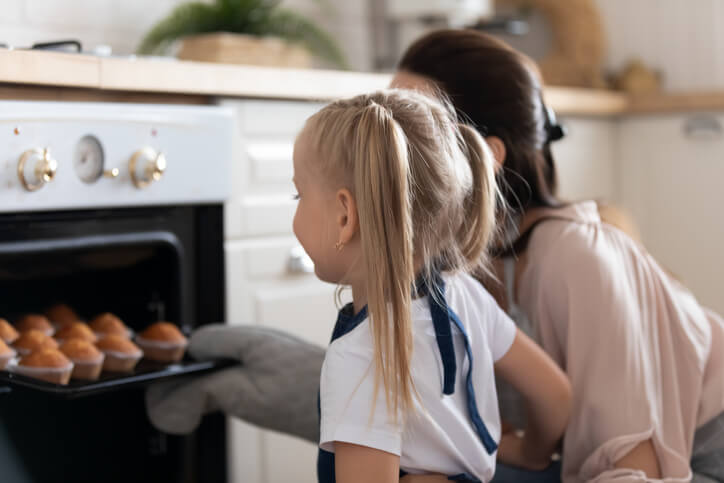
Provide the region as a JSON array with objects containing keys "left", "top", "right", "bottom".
[
  {"left": 494, "top": 329, "right": 571, "bottom": 470},
  {"left": 336, "top": 442, "right": 400, "bottom": 483}
]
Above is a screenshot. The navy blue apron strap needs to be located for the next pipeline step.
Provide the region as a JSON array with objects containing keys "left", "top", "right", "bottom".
[
  {"left": 427, "top": 275, "right": 457, "bottom": 395},
  {"left": 447, "top": 307, "right": 498, "bottom": 454},
  {"left": 317, "top": 448, "right": 336, "bottom": 483},
  {"left": 428, "top": 273, "right": 498, "bottom": 455}
]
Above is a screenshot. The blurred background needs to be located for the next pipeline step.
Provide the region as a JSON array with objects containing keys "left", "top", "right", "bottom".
[
  {"left": 2, "top": 0, "right": 724, "bottom": 90},
  {"left": 1, "top": 2, "right": 722, "bottom": 482}
]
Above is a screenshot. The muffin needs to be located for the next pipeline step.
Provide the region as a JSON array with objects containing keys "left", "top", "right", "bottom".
[
  {"left": 0, "top": 318, "right": 19, "bottom": 344},
  {"left": 54, "top": 322, "right": 98, "bottom": 344},
  {"left": 90, "top": 313, "right": 131, "bottom": 339},
  {"left": 13, "top": 329, "right": 59, "bottom": 356},
  {"left": 15, "top": 348, "right": 73, "bottom": 385},
  {"left": 45, "top": 303, "right": 81, "bottom": 329},
  {"left": 59, "top": 339, "right": 105, "bottom": 380},
  {"left": 136, "top": 322, "right": 188, "bottom": 363},
  {"left": 16, "top": 314, "right": 54, "bottom": 336},
  {"left": 0, "top": 338, "right": 16, "bottom": 370},
  {"left": 96, "top": 334, "right": 143, "bottom": 372}
]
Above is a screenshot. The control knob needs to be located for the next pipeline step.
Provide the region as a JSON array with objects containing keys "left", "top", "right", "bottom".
[
  {"left": 17, "top": 147, "right": 57, "bottom": 192},
  {"left": 129, "top": 147, "right": 166, "bottom": 189}
]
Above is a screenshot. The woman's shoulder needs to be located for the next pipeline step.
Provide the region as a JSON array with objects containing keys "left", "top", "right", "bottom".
[
  {"left": 524, "top": 201, "right": 642, "bottom": 285},
  {"left": 530, "top": 202, "right": 626, "bottom": 253}
]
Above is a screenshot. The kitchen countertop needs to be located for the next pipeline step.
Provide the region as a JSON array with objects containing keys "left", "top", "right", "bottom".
[{"left": 2, "top": 49, "right": 724, "bottom": 115}]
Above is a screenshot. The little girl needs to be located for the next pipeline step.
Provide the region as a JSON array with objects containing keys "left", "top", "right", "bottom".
[{"left": 292, "top": 89, "right": 571, "bottom": 483}]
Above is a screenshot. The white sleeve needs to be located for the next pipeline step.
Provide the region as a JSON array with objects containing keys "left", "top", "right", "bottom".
[
  {"left": 485, "top": 293, "right": 517, "bottom": 362},
  {"left": 319, "top": 329, "right": 403, "bottom": 456}
]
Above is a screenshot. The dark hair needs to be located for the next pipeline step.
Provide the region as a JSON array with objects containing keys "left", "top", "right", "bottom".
[{"left": 398, "top": 29, "right": 563, "bottom": 216}]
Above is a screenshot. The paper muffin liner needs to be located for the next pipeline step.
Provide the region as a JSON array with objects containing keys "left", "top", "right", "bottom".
[
  {"left": 9, "top": 359, "right": 74, "bottom": 385},
  {"left": 135, "top": 336, "right": 188, "bottom": 363},
  {"left": 68, "top": 353, "right": 105, "bottom": 380},
  {"left": 99, "top": 348, "right": 143, "bottom": 372}
]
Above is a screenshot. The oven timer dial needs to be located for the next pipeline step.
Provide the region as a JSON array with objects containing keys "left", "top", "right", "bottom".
[
  {"left": 129, "top": 147, "right": 166, "bottom": 189},
  {"left": 17, "top": 147, "right": 58, "bottom": 192}
]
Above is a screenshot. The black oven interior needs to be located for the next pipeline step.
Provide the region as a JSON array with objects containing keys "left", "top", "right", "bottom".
[
  {"left": 0, "top": 236, "right": 183, "bottom": 332},
  {"left": 0, "top": 205, "right": 226, "bottom": 483}
]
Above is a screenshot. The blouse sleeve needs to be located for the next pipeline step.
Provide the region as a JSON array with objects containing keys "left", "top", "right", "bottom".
[{"left": 319, "top": 328, "right": 403, "bottom": 456}]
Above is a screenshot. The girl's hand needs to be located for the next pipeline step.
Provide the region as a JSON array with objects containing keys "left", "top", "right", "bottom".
[
  {"left": 497, "top": 431, "right": 552, "bottom": 471},
  {"left": 400, "top": 474, "right": 449, "bottom": 483}
]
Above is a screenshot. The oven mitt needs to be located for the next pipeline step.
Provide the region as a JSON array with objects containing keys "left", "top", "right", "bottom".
[{"left": 145, "top": 324, "right": 325, "bottom": 443}]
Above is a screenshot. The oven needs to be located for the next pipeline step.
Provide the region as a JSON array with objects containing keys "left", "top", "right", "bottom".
[{"left": 0, "top": 101, "right": 233, "bottom": 482}]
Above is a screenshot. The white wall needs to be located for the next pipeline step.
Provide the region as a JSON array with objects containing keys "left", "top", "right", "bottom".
[
  {"left": 594, "top": 0, "right": 724, "bottom": 92},
  {"left": 0, "top": 0, "right": 373, "bottom": 70}
]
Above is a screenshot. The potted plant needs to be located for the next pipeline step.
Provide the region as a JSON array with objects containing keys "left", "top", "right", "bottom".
[{"left": 137, "top": 0, "right": 347, "bottom": 69}]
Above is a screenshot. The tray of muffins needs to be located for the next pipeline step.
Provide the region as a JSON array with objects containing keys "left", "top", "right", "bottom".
[{"left": 0, "top": 304, "right": 236, "bottom": 398}]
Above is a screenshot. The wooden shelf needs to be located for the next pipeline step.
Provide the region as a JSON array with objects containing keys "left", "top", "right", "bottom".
[{"left": 3, "top": 49, "right": 722, "bottom": 115}]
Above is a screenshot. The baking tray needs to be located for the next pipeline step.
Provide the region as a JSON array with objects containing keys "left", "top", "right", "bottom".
[{"left": 0, "top": 356, "right": 237, "bottom": 399}]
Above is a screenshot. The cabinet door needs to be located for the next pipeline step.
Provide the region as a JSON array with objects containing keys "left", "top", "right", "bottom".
[
  {"left": 221, "top": 100, "right": 326, "bottom": 240},
  {"left": 552, "top": 117, "right": 618, "bottom": 202},
  {"left": 619, "top": 114, "right": 724, "bottom": 314},
  {"left": 225, "top": 239, "right": 348, "bottom": 483}
]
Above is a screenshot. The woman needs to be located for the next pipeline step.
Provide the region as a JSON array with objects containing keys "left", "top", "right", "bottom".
[
  {"left": 147, "top": 29, "right": 724, "bottom": 483},
  {"left": 391, "top": 30, "right": 724, "bottom": 482}
]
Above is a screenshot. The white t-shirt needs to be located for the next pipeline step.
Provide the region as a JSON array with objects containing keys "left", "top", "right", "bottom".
[{"left": 319, "top": 271, "right": 517, "bottom": 481}]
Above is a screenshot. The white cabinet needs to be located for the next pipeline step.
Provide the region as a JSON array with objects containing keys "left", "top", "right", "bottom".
[
  {"left": 619, "top": 113, "right": 724, "bottom": 314},
  {"left": 221, "top": 99, "right": 343, "bottom": 483},
  {"left": 553, "top": 117, "right": 619, "bottom": 202}
]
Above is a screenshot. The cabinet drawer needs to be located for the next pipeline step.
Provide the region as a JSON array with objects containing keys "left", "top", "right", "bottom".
[
  {"left": 233, "top": 100, "right": 326, "bottom": 136},
  {"left": 225, "top": 196, "right": 296, "bottom": 239},
  {"left": 222, "top": 99, "right": 326, "bottom": 239},
  {"left": 225, "top": 239, "right": 346, "bottom": 345}
]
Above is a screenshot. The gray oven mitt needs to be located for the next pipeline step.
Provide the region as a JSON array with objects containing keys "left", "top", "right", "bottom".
[{"left": 145, "top": 324, "right": 325, "bottom": 443}]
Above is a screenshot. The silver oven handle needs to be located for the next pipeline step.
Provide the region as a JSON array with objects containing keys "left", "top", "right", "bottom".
[{"left": 287, "top": 245, "right": 314, "bottom": 274}]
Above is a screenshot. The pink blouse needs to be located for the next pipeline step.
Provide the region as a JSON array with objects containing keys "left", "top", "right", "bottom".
[{"left": 518, "top": 202, "right": 724, "bottom": 482}]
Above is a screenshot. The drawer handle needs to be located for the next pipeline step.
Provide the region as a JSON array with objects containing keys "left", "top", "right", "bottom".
[
  {"left": 683, "top": 115, "right": 723, "bottom": 140},
  {"left": 288, "top": 245, "right": 314, "bottom": 274}
]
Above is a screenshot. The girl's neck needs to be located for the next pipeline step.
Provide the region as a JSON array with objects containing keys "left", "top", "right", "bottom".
[{"left": 350, "top": 281, "right": 367, "bottom": 315}]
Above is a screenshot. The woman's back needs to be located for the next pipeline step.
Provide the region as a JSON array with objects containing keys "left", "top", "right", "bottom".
[{"left": 516, "top": 201, "right": 724, "bottom": 481}]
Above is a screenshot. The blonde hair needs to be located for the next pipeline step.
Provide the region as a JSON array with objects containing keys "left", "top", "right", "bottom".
[{"left": 303, "top": 89, "right": 499, "bottom": 418}]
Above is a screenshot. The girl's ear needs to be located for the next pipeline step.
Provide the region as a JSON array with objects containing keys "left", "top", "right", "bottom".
[
  {"left": 485, "top": 136, "right": 507, "bottom": 173},
  {"left": 336, "top": 188, "right": 358, "bottom": 244}
]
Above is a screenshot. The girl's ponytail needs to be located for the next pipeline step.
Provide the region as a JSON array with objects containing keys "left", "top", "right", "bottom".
[
  {"left": 354, "top": 102, "right": 416, "bottom": 418},
  {"left": 456, "top": 124, "right": 499, "bottom": 269}
]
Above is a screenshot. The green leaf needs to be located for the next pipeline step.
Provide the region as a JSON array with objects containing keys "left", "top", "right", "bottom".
[{"left": 137, "top": 3, "right": 219, "bottom": 55}]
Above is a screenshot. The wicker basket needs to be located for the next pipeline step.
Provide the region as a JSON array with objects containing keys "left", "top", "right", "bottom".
[{"left": 177, "top": 32, "right": 312, "bottom": 68}]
